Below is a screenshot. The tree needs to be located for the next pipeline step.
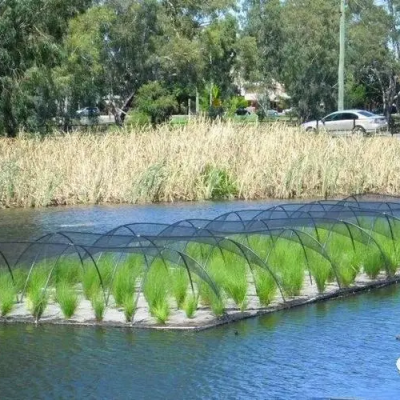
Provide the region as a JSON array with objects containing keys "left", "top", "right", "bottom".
[
  {"left": 0, "top": 0, "right": 91, "bottom": 136},
  {"left": 135, "top": 82, "right": 177, "bottom": 125}
]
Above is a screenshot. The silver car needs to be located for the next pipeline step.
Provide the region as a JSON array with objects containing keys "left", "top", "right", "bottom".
[{"left": 301, "top": 110, "right": 388, "bottom": 135}]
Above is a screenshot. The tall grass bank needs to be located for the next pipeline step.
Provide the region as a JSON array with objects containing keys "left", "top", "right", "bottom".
[{"left": 0, "top": 123, "right": 398, "bottom": 207}]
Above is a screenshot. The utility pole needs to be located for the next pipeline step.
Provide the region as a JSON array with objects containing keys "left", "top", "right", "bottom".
[{"left": 338, "top": 0, "right": 345, "bottom": 111}]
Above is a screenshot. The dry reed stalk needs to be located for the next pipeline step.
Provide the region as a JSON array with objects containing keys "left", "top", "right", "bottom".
[{"left": 0, "top": 122, "right": 399, "bottom": 207}]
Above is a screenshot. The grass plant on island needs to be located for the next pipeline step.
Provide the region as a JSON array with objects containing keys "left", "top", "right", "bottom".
[
  {"left": 122, "top": 294, "right": 136, "bottom": 323},
  {"left": 170, "top": 267, "right": 189, "bottom": 309},
  {"left": 91, "top": 289, "right": 105, "bottom": 322},
  {"left": 55, "top": 283, "right": 79, "bottom": 319},
  {"left": 143, "top": 261, "right": 171, "bottom": 324},
  {"left": 112, "top": 261, "right": 142, "bottom": 307},
  {"left": 0, "top": 274, "right": 16, "bottom": 317},
  {"left": 205, "top": 252, "right": 248, "bottom": 311},
  {"left": 82, "top": 267, "right": 101, "bottom": 300},
  {"left": 267, "top": 242, "right": 305, "bottom": 297},
  {"left": 253, "top": 268, "right": 277, "bottom": 306},
  {"left": 183, "top": 294, "right": 198, "bottom": 319}
]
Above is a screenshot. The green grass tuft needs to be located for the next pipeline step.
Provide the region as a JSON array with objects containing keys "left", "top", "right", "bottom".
[
  {"left": 254, "top": 269, "right": 277, "bottom": 306},
  {"left": 91, "top": 290, "right": 105, "bottom": 322},
  {"left": 143, "top": 261, "right": 171, "bottom": 323},
  {"left": 56, "top": 283, "right": 79, "bottom": 319},
  {"left": 28, "top": 287, "right": 48, "bottom": 321},
  {"left": 0, "top": 274, "right": 16, "bottom": 316},
  {"left": 170, "top": 268, "right": 188, "bottom": 309},
  {"left": 112, "top": 262, "right": 141, "bottom": 307},
  {"left": 183, "top": 294, "right": 198, "bottom": 318},
  {"left": 82, "top": 267, "right": 100, "bottom": 300},
  {"left": 122, "top": 294, "right": 136, "bottom": 323}
]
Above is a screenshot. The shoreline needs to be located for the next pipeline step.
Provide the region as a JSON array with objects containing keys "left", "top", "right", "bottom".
[{"left": 2, "top": 272, "right": 398, "bottom": 331}]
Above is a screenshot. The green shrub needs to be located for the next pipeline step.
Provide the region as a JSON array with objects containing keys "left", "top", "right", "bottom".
[{"left": 202, "top": 164, "right": 238, "bottom": 200}]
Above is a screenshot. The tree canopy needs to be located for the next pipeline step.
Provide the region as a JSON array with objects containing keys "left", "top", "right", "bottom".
[{"left": 1, "top": 0, "right": 399, "bottom": 134}]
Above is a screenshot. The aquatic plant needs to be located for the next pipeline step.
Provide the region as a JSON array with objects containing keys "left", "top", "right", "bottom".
[
  {"left": 0, "top": 274, "right": 16, "bottom": 316},
  {"left": 183, "top": 294, "right": 198, "bottom": 319},
  {"left": 97, "top": 256, "right": 114, "bottom": 289},
  {"left": 170, "top": 267, "right": 188, "bottom": 309},
  {"left": 112, "top": 261, "right": 141, "bottom": 307},
  {"left": 91, "top": 290, "right": 105, "bottom": 322},
  {"left": 122, "top": 294, "right": 136, "bottom": 323},
  {"left": 54, "top": 259, "right": 82, "bottom": 286},
  {"left": 205, "top": 251, "right": 248, "bottom": 310},
  {"left": 27, "top": 264, "right": 51, "bottom": 295},
  {"left": 56, "top": 283, "right": 79, "bottom": 319},
  {"left": 143, "top": 260, "right": 171, "bottom": 323},
  {"left": 197, "top": 280, "right": 225, "bottom": 317},
  {"left": 82, "top": 267, "right": 100, "bottom": 300},
  {"left": 254, "top": 269, "right": 277, "bottom": 306},
  {"left": 268, "top": 242, "right": 305, "bottom": 297},
  {"left": 28, "top": 286, "right": 49, "bottom": 322},
  {"left": 12, "top": 269, "right": 28, "bottom": 292}
]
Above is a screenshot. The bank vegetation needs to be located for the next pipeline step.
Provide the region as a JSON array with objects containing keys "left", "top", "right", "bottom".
[{"left": 0, "top": 122, "right": 399, "bottom": 208}]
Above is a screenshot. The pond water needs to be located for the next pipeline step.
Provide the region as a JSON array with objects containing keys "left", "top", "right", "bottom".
[{"left": 0, "top": 201, "right": 400, "bottom": 399}]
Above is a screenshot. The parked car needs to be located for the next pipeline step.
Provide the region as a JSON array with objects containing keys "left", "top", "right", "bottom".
[
  {"left": 266, "top": 109, "right": 279, "bottom": 118},
  {"left": 301, "top": 110, "right": 388, "bottom": 135},
  {"left": 76, "top": 107, "right": 100, "bottom": 118}
]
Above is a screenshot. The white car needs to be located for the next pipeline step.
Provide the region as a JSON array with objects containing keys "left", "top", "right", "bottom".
[{"left": 301, "top": 110, "right": 388, "bottom": 135}]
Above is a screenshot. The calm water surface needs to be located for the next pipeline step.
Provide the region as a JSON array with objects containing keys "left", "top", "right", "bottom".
[{"left": 0, "top": 201, "right": 399, "bottom": 399}]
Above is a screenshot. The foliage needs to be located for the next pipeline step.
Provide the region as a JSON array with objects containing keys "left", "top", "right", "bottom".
[
  {"left": 202, "top": 164, "right": 238, "bottom": 200},
  {"left": 0, "top": 274, "right": 16, "bottom": 316},
  {"left": 56, "top": 283, "right": 79, "bottom": 319},
  {"left": 91, "top": 289, "right": 105, "bottom": 322},
  {"left": 183, "top": 294, "right": 198, "bottom": 319},
  {"left": 135, "top": 82, "right": 177, "bottom": 126}
]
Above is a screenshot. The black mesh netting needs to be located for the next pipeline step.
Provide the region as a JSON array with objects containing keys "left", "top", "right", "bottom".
[{"left": 1, "top": 194, "right": 400, "bottom": 318}]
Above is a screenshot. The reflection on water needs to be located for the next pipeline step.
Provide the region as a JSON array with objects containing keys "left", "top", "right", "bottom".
[{"left": 0, "top": 285, "right": 399, "bottom": 399}]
